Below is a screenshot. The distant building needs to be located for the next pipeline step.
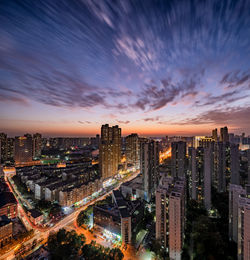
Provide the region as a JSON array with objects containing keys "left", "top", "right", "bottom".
[
  {"left": 0, "top": 215, "right": 13, "bottom": 247},
  {"left": 0, "top": 133, "right": 8, "bottom": 163},
  {"left": 99, "top": 124, "right": 121, "bottom": 181},
  {"left": 246, "top": 149, "right": 250, "bottom": 185},
  {"left": 140, "top": 140, "right": 159, "bottom": 201},
  {"left": 0, "top": 192, "right": 18, "bottom": 219},
  {"left": 125, "top": 133, "right": 140, "bottom": 169},
  {"left": 220, "top": 126, "right": 229, "bottom": 142},
  {"left": 14, "top": 135, "right": 33, "bottom": 165},
  {"left": 33, "top": 133, "right": 42, "bottom": 159},
  {"left": 171, "top": 141, "right": 186, "bottom": 178},
  {"left": 7, "top": 138, "right": 14, "bottom": 161},
  {"left": 212, "top": 128, "right": 218, "bottom": 142}
]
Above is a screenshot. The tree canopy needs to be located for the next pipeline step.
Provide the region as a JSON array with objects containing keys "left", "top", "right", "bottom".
[{"left": 48, "top": 229, "right": 86, "bottom": 260}]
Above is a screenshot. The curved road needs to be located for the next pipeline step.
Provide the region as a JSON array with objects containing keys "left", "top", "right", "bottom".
[{"left": 1, "top": 171, "right": 139, "bottom": 260}]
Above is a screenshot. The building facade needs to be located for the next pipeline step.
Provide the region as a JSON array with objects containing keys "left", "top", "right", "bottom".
[
  {"left": 125, "top": 133, "right": 140, "bottom": 169},
  {"left": 155, "top": 175, "right": 185, "bottom": 259},
  {"left": 14, "top": 135, "right": 33, "bottom": 165},
  {"left": 0, "top": 216, "right": 13, "bottom": 247},
  {"left": 140, "top": 140, "right": 159, "bottom": 202},
  {"left": 99, "top": 124, "right": 121, "bottom": 181},
  {"left": 171, "top": 141, "right": 186, "bottom": 178},
  {"left": 33, "top": 133, "right": 42, "bottom": 159}
]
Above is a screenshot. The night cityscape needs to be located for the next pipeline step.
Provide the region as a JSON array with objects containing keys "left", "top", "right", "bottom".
[{"left": 0, "top": 0, "right": 250, "bottom": 260}]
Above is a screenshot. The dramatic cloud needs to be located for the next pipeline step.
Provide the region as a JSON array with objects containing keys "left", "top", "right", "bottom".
[
  {"left": 0, "top": 0, "right": 250, "bottom": 134},
  {"left": 134, "top": 69, "right": 204, "bottom": 111},
  {"left": 195, "top": 90, "right": 248, "bottom": 107},
  {"left": 220, "top": 70, "right": 250, "bottom": 89},
  {"left": 176, "top": 107, "right": 250, "bottom": 128}
]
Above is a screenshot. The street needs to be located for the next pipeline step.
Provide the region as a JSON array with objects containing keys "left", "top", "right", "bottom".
[{"left": 0, "top": 170, "right": 140, "bottom": 260}]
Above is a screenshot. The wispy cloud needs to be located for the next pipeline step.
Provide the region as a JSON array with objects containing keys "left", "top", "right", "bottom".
[
  {"left": 116, "top": 120, "right": 130, "bottom": 124},
  {"left": 175, "top": 106, "right": 250, "bottom": 128}
]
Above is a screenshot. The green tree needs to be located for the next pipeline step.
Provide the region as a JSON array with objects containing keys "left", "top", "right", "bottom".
[
  {"left": 48, "top": 228, "right": 86, "bottom": 260},
  {"left": 109, "top": 248, "right": 124, "bottom": 260},
  {"left": 77, "top": 211, "right": 89, "bottom": 227}
]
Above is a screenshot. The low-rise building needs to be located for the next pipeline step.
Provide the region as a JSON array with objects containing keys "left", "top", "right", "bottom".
[
  {"left": 28, "top": 209, "right": 43, "bottom": 225},
  {"left": 0, "top": 192, "right": 17, "bottom": 219},
  {"left": 59, "top": 179, "right": 101, "bottom": 207},
  {"left": 0, "top": 215, "right": 12, "bottom": 247},
  {"left": 93, "top": 190, "right": 143, "bottom": 245},
  {"left": 120, "top": 175, "right": 144, "bottom": 200}
]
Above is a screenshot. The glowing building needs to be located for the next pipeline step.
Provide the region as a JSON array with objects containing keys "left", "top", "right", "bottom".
[{"left": 99, "top": 124, "right": 121, "bottom": 181}]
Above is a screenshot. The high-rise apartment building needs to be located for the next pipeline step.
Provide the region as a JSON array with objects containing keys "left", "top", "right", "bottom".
[
  {"left": 214, "top": 141, "right": 240, "bottom": 192},
  {"left": 155, "top": 176, "right": 174, "bottom": 248},
  {"left": 33, "top": 133, "right": 42, "bottom": 159},
  {"left": 14, "top": 134, "right": 33, "bottom": 164},
  {"left": 230, "top": 143, "right": 240, "bottom": 185},
  {"left": 0, "top": 133, "right": 8, "bottom": 163},
  {"left": 125, "top": 133, "right": 140, "bottom": 169},
  {"left": 189, "top": 145, "right": 213, "bottom": 210},
  {"left": 212, "top": 128, "right": 218, "bottom": 141},
  {"left": 246, "top": 149, "right": 250, "bottom": 185},
  {"left": 140, "top": 140, "right": 159, "bottom": 201},
  {"left": 171, "top": 141, "right": 186, "bottom": 178},
  {"left": 156, "top": 174, "right": 185, "bottom": 260},
  {"left": 169, "top": 186, "right": 185, "bottom": 260},
  {"left": 214, "top": 142, "right": 227, "bottom": 192},
  {"left": 99, "top": 124, "right": 121, "bottom": 181},
  {"left": 220, "top": 126, "right": 229, "bottom": 142},
  {"left": 237, "top": 196, "right": 250, "bottom": 260},
  {"left": 7, "top": 138, "right": 14, "bottom": 161},
  {"left": 229, "top": 184, "right": 246, "bottom": 243}
]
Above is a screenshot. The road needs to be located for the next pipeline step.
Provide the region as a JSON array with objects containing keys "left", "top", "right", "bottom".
[{"left": 1, "top": 171, "right": 140, "bottom": 260}]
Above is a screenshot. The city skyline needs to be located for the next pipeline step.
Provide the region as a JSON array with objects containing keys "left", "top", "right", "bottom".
[{"left": 1, "top": 0, "right": 250, "bottom": 136}]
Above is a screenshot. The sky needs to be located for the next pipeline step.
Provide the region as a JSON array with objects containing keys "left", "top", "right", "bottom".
[{"left": 0, "top": 0, "right": 250, "bottom": 137}]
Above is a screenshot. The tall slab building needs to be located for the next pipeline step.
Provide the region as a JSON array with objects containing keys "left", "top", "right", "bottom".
[
  {"left": 171, "top": 141, "right": 186, "bottom": 178},
  {"left": 155, "top": 175, "right": 185, "bottom": 260},
  {"left": 14, "top": 134, "right": 33, "bottom": 164},
  {"left": 99, "top": 124, "right": 121, "bottom": 181},
  {"left": 188, "top": 145, "right": 213, "bottom": 210},
  {"left": 140, "top": 140, "right": 159, "bottom": 202},
  {"left": 125, "top": 133, "right": 140, "bottom": 169}
]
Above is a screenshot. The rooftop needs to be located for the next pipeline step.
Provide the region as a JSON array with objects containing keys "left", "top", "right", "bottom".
[
  {"left": 0, "top": 192, "right": 17, "bottom": 208},
  {"left": 0, "top": 215, "right": 11, "bottom": 227},
  {"left": 29, "top": 209, "right": 43, "bottom": 218}
]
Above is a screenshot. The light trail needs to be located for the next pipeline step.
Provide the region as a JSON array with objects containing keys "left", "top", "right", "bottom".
[{"left": 159, "top": 147, "right": 171, "bottom": 163}]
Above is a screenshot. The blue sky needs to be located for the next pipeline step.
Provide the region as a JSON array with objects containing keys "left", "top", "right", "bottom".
[{"left": 0, "top": 0, "right": 250, "bottom": 136}]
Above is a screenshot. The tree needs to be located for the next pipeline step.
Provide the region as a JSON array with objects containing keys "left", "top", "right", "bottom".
[
  {"left": 150, "top": 239, "right": 168, "bottom": 260},
  {"left": 48, "top": 228, "right": 86, "bottom": 260},
  {"left": 109, "top": 248, "right": 124, "bottom": 260},
  {"left": 49, "top": 204, "right": 61, "bottom": 217},
  {"left": 192, "top": 215, "right": 225, "bottom": 259},
  {"left": 77, "top": 211, "right": 89, "bottom": 227}
]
